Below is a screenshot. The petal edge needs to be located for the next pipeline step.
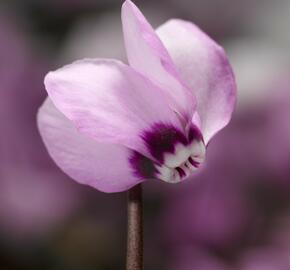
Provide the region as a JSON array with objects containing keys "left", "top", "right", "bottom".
[
  {"left": 37, "top": 98, "right": 143, "bottom": 193},
  {"left": 44, "top": 58, "right": 184, "bottom": 158},
  {"left": 157, "top": 19, "right": 237, "bottom": 143},
  {"left": 121, "top": 1, "right": 196, "bottom": 123}
]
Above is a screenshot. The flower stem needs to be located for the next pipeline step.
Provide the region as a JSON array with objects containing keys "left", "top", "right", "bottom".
[{"left": 126, "top": 183, "right": 143, "bottom": 270}]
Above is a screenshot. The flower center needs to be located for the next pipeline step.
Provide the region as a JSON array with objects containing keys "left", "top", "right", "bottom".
[
  {"left": 155, "top": 140, "right": 205, "bottom": 183},
  {"left": 129, "top": 123, "right": 206, "bottom": 183}
]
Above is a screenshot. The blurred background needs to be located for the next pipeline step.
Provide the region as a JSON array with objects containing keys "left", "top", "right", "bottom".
[{"left": 1, "top": 0, "right": 290, "bottom": 269}]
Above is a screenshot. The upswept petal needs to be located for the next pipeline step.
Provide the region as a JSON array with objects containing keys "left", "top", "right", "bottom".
[
  {"left": 121, "top": 0, "right": 195, "bottom": 123},
  {"left": 37, "top": 98, "right": 143, "bottom": 193},
  {"left": 44, "top": 58, "right": 183, "bottom": 158},
  {"left": 156, "top": 19, "right": 237, "bottom": 144}
]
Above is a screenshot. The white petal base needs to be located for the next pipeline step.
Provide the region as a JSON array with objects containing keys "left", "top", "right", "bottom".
[{"left": 156, "top": 141, "right": 205, "bottom": 183}]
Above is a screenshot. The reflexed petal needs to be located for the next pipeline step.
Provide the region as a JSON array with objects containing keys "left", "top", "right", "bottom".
[
  {"left": 44, "top": 58, "right": 183, "bottom": 158},
  {"left": 37, "top": 98, "right": 143, "bottom": 193},
  {"left": 157, "top": 19, "right": 237, "bottom": 144},
  {"left": 121, "top": 0, "right": 196, "bottom": 122}
]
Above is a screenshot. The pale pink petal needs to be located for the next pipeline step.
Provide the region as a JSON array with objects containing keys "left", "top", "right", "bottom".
[
  {"left": 37, "top": 98, "right": 143, "bottom": 193},
  {"left": 121, "top": 0, "right": 195, "bottom": 123},
  {"left": 157, "top": 19, "right": 237, "bottom": 144},
  {"left": 44, "top": 58, "right": 183, "bottom": 158}
]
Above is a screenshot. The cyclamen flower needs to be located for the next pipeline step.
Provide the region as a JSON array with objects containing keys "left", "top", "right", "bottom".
[{"left": 37, "top": 0, "right": 236, "bottom": 193}]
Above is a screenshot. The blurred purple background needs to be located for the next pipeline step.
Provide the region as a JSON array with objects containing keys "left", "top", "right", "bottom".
[{"left": 1, "top": 0, "right": 290, "bottom": 269}]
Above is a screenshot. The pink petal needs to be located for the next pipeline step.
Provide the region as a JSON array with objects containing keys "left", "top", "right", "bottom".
[
  {"left": 37, "top": 98, "right": 143, "bottom": 193},
  {"left": 157, "top": 19, "right": 237, "bottom": 144},
  {"left": 121, "top": 0, "right": 196, "bottom": 123},
  {"left": 44, "top": 58, "right": 183, "bottom": 158}
]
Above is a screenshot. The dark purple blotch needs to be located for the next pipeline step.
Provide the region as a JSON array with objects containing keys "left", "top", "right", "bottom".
[
  {"left": 130, "top": 123, "right": 203, "bottom": 179},
  {"left": 188, "top": 124, "right": 203, "bottom": 143},
  {"left": 129, "top": 151, "right": 157, "bottom": 179},
  {"left": 141, "top": 123, "right": 187, "bottom": 163}
]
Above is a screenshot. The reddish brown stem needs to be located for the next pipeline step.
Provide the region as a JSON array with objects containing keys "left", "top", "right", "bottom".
[{"left": 126, "top": 184, "right": 143, "bottom": 270}]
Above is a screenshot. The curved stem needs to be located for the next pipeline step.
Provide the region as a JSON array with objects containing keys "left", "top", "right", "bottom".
[{"left": 126, "top": 184, "right": 143, "bottom": 270}]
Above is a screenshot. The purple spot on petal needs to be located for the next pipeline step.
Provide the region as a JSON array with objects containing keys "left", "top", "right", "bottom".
[
  {"left": 130, "top": 151, "right": 157, "bottom": 179},
  {"left": 142, "top": 123, "right": 187, "bottom": 163},
  {"left": 188, "top": 125, "right": 203, "bottom": 143},
  {"left": 188, "top": 157, "right": 200, "bottom": 168},
  {"left": 176, "top": 167, "right": 186, "bottom": 178}
]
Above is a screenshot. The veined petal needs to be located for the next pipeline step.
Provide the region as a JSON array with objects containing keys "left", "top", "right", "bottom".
[
  {"left": 37, "top": 98, "right": 144, "bottom": 193},
  {"left": 121, "top": 0, "right": 196, "bottom": 123},
  {"left": 44, "top": 58, "right": 183, "bottom": 158},
  {"left": 157, "top": 19, "right": 237, "bottom": 144}
]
